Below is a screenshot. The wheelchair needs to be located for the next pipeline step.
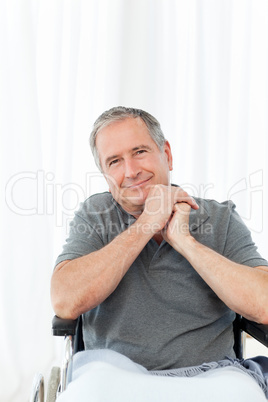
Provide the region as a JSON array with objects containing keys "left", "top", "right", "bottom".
[{"left": 30, "top": 314, "right": 268, "bottom": 402}]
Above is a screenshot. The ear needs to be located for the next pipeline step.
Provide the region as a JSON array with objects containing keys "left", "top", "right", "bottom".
[{"left": 163, "top": 141, "right": 173, "bottom": 171}]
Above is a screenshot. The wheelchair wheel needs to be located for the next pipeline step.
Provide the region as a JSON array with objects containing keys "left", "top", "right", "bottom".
[
  {"left": 46, "top": 366, "right": 60, "bottom": 402},
  {"left": 29, "top": 373, "right": 44, "bottom": 402}
]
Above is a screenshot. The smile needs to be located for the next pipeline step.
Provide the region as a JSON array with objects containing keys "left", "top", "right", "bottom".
[{"left": 125, "top": 177, "right": 152, "bottom": 189}]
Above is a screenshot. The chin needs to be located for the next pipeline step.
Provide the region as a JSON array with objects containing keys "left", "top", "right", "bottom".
[
  {"left": 122, "top": 187, "right": 146, "bottom": 200},
  {"left": 119, "top": 194, "right": 146, "bottom": 212},
  {"left": 126, "top": 196, "right": 146, "bottom": 208}
]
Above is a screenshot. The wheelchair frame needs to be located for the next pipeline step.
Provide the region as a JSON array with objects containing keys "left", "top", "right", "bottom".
[{"left": 30, "top": 314, "right": 268, "bottom": 401}]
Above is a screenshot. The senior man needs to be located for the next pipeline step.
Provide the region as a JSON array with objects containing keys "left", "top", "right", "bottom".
[{"left": 51, "top": 107, "right": 268, "bottom": 401}]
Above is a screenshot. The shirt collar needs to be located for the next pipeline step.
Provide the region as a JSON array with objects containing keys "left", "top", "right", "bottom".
[{"left": 111, "top": 197, "right": 137, "bottom": 225}]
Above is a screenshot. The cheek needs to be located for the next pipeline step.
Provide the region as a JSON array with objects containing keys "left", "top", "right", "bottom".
[
  {"left": 139, "top": 158, "right": 155, "bottom": 171},
  {"left": 105, "top": 171, "right": 123, "bottom": 190}
]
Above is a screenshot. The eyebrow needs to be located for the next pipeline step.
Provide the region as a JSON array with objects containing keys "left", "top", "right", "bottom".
[{"left": 104, "top": 144, "right": 152, "bottom": 167}]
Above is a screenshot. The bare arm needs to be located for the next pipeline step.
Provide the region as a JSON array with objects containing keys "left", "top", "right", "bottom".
[
  {"left": 51, "top": 220, "right": 153, "bottom": 319},
  {"left": 163, "top": 203, "right": 268, "bottom": 324},
  {"left": 51, "top": 185, "right": 198, "bottom": 319}
]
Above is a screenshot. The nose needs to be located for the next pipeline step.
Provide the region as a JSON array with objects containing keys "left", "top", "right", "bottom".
[{"left": 124, "top": 158, "right": 141, "bottom": 179}]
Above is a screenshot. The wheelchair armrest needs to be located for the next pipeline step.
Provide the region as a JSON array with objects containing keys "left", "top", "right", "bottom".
[
  {"left": 52, "top": 315, "right": 78, "bottom": 336},
  {"left": 240, "top": 317, "right": 268, "bottom": 347}
]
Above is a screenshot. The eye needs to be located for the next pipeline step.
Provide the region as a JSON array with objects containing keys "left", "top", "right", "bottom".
[
  {"left": 136, "top": 149, "right": 146, "bottom": 155},
  {"left": 109, "top": 159, "right": 119, "bottom": 167}
]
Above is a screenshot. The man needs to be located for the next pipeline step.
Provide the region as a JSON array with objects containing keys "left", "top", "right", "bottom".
[{"left": 51, "top": 107, "right": 268, "bottom": 400}]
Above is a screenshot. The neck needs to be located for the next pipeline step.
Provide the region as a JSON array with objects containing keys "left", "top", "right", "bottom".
[{"left": 153, "top": 232, "right": 163, "bottom": 245}]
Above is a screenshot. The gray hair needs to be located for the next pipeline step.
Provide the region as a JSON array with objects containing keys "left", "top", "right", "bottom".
[{"left": 89, "top": 106, "right": 166, "bottom": 171}]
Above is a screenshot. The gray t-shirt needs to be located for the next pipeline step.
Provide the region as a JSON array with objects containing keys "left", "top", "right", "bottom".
[{"left": 55, "top": 192, "right": 268, "bottom": 370}]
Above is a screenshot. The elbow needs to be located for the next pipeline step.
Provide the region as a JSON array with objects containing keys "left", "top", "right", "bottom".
[
  {"left": 261, "top": 318, "right": 268, "bottom": 326},
  {"left": 52, "top": 301, "right": 78, "bottom": 321},
  {"left": 258, "top": 312, "right": 268, "bottom": 326},
  {"left": 258, "top": 299, "right": 268, "bottom": 324},
  {"left": 51, "top": 287, "right": 79, "bottom": 321},
  {"left": 252, "top": 305, "right": 268, "bottom": 325}
]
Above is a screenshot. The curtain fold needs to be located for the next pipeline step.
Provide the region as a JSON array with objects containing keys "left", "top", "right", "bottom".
[{"left": 1, "top": 1, "right": 268, "bottom": 400}]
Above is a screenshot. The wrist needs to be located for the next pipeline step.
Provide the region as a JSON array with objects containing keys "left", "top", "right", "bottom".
[
  {"left": 135, "top": 214, "right": 162, "bottom": 236},
  {"left": 172, "top": 234, "right": 196, "bottom": 256}
]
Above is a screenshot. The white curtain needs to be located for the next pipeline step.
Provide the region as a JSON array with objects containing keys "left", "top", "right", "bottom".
[{"left": 1, "top": 0, "right": 268, "bottom": 401}]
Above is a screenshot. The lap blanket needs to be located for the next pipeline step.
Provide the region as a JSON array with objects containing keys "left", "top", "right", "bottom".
[{"left": 57, "top": 349, "right": 267, "bottom": 401}]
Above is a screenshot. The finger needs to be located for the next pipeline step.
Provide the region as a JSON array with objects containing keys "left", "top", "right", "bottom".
[
  {"left": 173, "top": 188, "right": 199, "bottom": 210},
  {"left": 173, "top": 202, "right": 191, "bottom": 214}
]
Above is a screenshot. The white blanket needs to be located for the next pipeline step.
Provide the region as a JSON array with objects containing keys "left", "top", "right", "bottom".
[{"left": 57, "top": 350, "right": 266, "bottom": 402}]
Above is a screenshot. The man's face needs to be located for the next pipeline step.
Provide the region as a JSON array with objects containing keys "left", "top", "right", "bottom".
[{"left": 96, "top": 117, "right": 173, "bottom": 216}]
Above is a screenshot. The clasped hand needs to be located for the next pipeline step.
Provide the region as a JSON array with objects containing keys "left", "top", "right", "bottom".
[{"left": 139, "top": 185, "right": 198, "bottom": 250}]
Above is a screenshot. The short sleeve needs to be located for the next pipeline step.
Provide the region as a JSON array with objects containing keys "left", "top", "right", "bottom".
[
  {"left": 54, "top": 210, "right": 105, "bottom": 267},
  {"left": 54, "top": 192, "right": 124, "bottom": 267},
  {"left": 223, "top": 202, "right": 268, "bottom": 268}
]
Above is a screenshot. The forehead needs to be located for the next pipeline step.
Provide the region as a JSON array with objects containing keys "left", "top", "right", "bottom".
[{"left": 96, "top": 117, "right": 158, "bottom": 159}]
